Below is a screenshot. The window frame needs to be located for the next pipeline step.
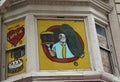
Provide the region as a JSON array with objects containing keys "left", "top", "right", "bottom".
[
  {"left": 36, "top": 16, "right": 92, "bottom": 71},
  {"left": 95, "top": 22, "right": 114, "bottom": 74}
]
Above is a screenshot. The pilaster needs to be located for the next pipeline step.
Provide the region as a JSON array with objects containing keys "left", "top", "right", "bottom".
[
  {"left": 25, "top": 14, "right": 38, "bottom": 72},
  {"left": 87, "top": 14, "right": 104, "bottom": 71}
]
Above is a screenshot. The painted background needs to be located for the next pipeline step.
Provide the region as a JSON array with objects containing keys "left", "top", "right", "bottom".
[
  {"left": 6, "top": 21, "right": 26, "bottom": 76},
  {"left": 38, "top": 20, "right": 90, "bottom": 70},
  {"left": 6, "top": 21, "right": 25, "bottom": 49}
]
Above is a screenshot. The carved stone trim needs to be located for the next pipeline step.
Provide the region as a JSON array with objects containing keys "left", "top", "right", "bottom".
[
  {"left": 10, "top": 0, "right": 26, "bottom": 6},
  {"left": 14, "top": 74, "right": 109, "bottom": 82},
  {"left": 90, "top": 0, "right": 112, "bottom": 13},
  {"left": 0, "top": 0, "right": 113, "bottom": 14}
]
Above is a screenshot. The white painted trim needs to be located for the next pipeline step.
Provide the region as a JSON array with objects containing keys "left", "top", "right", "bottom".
[
  {"left": 86, "top": 14, "right": 104, "bottom": 71},
  {"left": 84, "top": 16, "right": 94, "bottom": 71},
  {"left": 25, "top": 14, "right": 38, "bottom": 72},
  {"left": 34, "top": 16, "right": 40, "bottom": 72},
  {"left": 3, "top": 3, "right": 110, "bottom": 23},
  {"left": 1, "top": 71, "right": 102, "bottom": 82},
  {"left": 2, "top": 71, "right": 120, "bottom": 82},
  {"left": 4, "top": 15, "right": 26, "bottom": 25}
]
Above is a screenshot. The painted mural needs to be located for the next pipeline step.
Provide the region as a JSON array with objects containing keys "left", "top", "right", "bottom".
[
  {"left": 38, "top": 20, "right": 90, "bottom": 70},
  {"left": 6, "top": 21, "right": 25, "bottom": 49},
  {"left": 6, "top": 21, "right": 26, "bottom": 76}
]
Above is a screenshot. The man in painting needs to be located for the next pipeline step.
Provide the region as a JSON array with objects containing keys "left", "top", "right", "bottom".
[{"left": 46, "top": 33, "right": 75, "bottom": 59}]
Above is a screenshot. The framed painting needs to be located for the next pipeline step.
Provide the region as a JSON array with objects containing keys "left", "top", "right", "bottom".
[{"left": 38, "top": 19, "right": 90, "bottom": 70}]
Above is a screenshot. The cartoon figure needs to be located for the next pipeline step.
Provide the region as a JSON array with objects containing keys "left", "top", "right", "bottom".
[
  {"left": 46, "top": 33, "right": 74, "bottom": 59},
  {"left": 40, "top": 24, "right": 84, "bottom": 62}
]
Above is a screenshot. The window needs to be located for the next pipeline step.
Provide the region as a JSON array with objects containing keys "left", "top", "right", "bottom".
[{"left": 95, "top": 23, "right": 113, "bottom": 73}]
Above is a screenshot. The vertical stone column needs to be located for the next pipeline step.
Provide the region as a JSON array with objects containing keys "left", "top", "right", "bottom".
[
  {"left": 0, "top": 16, "right": 7, "bottom": 81},
  {"left": 108, "top": 0, "right": 120, "bottom": 76},
  {"left": 87, "top": 14, "right": 104, "bottom": 71},
  {"left": 25, "top": 14, "right": 39, "bottom": 72}
]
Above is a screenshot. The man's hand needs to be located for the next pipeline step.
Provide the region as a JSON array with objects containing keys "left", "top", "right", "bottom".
[{"left": 46, "top": 43, "right": 51, "bottom": 50}]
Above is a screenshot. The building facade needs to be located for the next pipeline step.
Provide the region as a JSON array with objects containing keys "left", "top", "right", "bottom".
[{"left": 0, "top": 0, "right": 120, "bottom": 82}]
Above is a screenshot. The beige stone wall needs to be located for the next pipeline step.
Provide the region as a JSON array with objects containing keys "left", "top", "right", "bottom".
[
  {"left": 108, "top": 0, "right": 120, "bottom": 77},
  {"left": 114, "top": 0, "right": 120, "bottom": 76}
]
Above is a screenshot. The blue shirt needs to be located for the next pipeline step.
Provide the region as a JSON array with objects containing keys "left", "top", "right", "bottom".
[{"left": 52, "top": 42, "right": 74, "bottom": 59}]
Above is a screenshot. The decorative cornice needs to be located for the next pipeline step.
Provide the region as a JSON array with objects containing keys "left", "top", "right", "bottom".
[
  {"left": 90, "top": 0, "right": 113, "bottom": 14},
  {"left": 0, "top": 0, "right": 113, "bottom": 14},
  {"left": 15, "top": 75, "right": 103, "bottom": 82},
  {"left": 2, "top": 71, "right": 120, "bottom": 82},
  {"left": 9, "top": 73, "right": 119, "bottom": 82}
]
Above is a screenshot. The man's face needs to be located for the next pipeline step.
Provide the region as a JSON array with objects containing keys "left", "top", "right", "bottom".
[{"left": 59, "top": 33, "right": 66, "bottom": 42}]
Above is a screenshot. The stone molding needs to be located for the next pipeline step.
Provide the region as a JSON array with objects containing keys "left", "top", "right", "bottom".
[
  {"left": 4, "top": 71, "right": 120, "bottom": 82},
  {"left": 15, "top": 75, "right": 105, "bottom": 82},
  {"left": 0, "top": 0, "right": 113, "bottom": 14}
]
